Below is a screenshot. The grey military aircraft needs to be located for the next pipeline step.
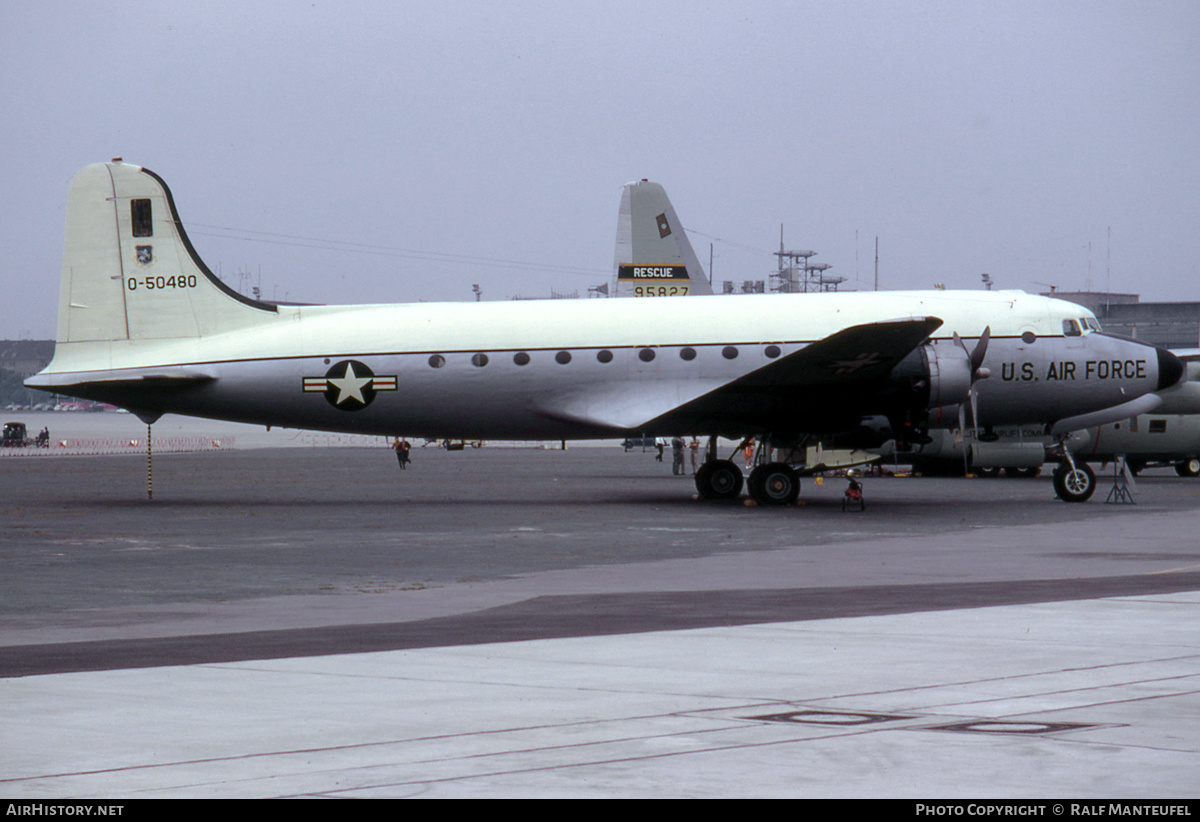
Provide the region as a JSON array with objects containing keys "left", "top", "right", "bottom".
[
  {"left": 1072, "top": 413, "right": 1200, "bottom": 478},
  {"left": 26, "top": 161, "right": 1185, "bottom": 505}
]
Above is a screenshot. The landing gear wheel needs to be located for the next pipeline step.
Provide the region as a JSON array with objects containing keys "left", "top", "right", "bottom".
[
  {"left": 748, "top": 462, "right": 800, "bottom": 506},
  {"left": 1053, "top": 462, "right": 1095, "bottom": 503},
  {"left": 695, "top": 460, "right": 744, "bottom": 500},
  {"left": 1176, "top": 458, "right": 1200, "bottom": 477}
]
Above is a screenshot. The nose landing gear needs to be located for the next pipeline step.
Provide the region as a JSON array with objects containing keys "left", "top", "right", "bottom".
[
  {"left": 1049, "top": 435, "right": 1097, "bottom": 503},
  {"left": 1052, "top": 459, "right": 1096, "bottom": 503}
]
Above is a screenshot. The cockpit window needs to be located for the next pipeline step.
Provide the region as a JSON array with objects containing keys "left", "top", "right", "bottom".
[
  {"left": 1063, "top": 319, "right": 1082, "bottom": 337},
  {"left": 1084, "top": 317, "right": 1102, "bottom": 332}
]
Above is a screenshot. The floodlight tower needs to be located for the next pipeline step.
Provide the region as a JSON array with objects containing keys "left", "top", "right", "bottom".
[
  {"left": 773, "top": 246, "right": 817, "bottom": 293},
  {"left": 807, "top": 262, "right": 845, "bottom": 292}
]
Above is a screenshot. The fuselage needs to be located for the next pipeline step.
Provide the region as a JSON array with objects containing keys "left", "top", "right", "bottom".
[{"left": 33, "top": 289, "right": 1176, "bottom": 441}]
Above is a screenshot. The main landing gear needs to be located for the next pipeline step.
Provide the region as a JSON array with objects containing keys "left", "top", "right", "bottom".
[
  {"left": 692, "top": 436, "right": 802, "bottom": 506},
  {"left": 694, "top": 459, "right": 743, "bottom": 500},
  {"left": 746, "top": 462, "right": 800, "bottom": 506},
  {"left": 694, "top": 458, "right": 800, "bottom": 505}
]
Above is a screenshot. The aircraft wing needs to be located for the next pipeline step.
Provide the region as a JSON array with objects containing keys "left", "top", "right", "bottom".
[
  {"left": 25, "top": 367, "right": 215, "bottom": 422},
  {"left": 26, "top": 358, "right": 216, "bottom": 393},
  {"left": 538, "top": 317, "right": 941, "bottom": 433},
  {"left": 706, "top": 316, "right": 941, "bottom": 390}
]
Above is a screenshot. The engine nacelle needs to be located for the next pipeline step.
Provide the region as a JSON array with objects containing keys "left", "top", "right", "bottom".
[{"left": 890, "top": 341, "right": 974, "bottom": 411}]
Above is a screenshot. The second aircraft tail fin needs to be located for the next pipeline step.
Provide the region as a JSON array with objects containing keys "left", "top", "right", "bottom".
[{"left": 611, "top": 180, "right": 713, "bottom": 297}]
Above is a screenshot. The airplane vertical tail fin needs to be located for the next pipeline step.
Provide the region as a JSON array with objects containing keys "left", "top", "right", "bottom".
[
  {"left": 611, "top": 180, "right": 713, "bottom": 297},
  {"left": 54, "top": 161, "right": 276, "bottom": 347}
]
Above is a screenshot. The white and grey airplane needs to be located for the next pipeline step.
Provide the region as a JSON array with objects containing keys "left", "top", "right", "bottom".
[{"left": 26, "top": 161, "right": 1185, "bottom": 505}]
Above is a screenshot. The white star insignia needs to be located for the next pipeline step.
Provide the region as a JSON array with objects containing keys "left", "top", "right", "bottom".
[{"left": 327, "top": 361, "right": 372, "bottom": 406}]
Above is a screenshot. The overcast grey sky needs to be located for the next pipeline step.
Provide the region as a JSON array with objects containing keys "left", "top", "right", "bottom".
[{"left": 3, "top": 1, "right": 1198, "bottom": 339}]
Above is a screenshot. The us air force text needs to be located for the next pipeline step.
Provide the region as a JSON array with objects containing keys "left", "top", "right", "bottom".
[{"left": 1000, "top": 359, "right": 1148, "bottom": 382}]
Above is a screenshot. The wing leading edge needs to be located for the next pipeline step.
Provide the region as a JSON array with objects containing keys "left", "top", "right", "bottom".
[{"left": 537, "top": 317, "right": 943, "bottom": 434}]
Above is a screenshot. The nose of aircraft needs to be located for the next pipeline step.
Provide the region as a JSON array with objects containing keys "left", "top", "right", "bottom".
[{"left": 1157, "top": 346, "right": 1185, "bottom": 390}]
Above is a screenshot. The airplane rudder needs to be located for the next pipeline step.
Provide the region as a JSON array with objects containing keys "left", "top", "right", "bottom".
[
  {"left": 613, "top": 180, "right": 711, "bottom": 297},
  {"left": 106, "top": 162, "right": 276, "bottom": 339}
]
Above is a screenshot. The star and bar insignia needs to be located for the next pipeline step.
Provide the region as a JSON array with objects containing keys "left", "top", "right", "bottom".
[
  {"left": 303, "top": 360, "right": 397, "bottom": 411},
  {"left": 827, "top": 352, "right": 890, "bottom": 375}
]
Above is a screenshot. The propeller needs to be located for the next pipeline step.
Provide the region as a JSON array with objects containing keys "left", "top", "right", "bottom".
[
  {"left": 970, "top": 326, "right": 991, "bottom": 379},
  {"left": 954, "top": 326, "right": 991, "bottom": 381},
  {"left": 953, "top": 327, "right": 991, "bottom": 447}
]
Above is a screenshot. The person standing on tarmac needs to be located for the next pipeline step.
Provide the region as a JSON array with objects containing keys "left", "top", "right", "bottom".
[{"left": 671, "top": 436, "right": 684, "bottom": 475}]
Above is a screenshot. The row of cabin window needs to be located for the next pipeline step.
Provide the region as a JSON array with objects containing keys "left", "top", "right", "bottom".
[{"left": 427, "top": 344, "right": 784, "bottom": 369}]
